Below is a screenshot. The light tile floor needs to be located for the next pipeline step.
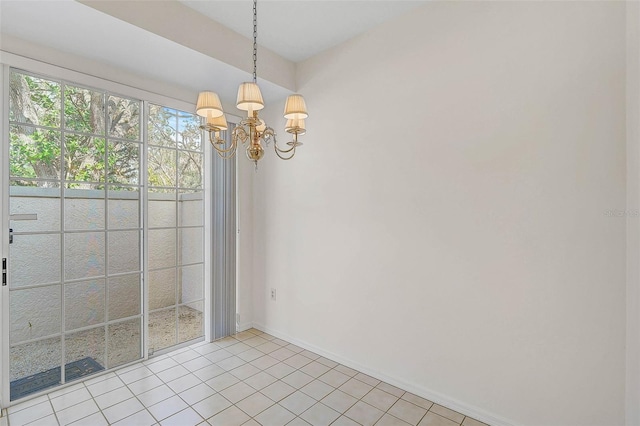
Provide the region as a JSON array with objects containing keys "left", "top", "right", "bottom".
[{"left": 4, "top": 329, "right": 489, "bottom": 426}]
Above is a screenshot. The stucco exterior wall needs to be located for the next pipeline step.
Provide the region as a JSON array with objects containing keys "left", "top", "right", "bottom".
[{"left": 9, "top": 187, "right": 203, "bottom": 344}]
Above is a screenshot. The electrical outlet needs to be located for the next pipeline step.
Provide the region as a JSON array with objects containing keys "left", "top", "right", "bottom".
[{"left": 270, "top": 288, "right": 277, "bottom": 301}]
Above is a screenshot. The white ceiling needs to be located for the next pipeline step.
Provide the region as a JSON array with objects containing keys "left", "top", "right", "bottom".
[
  {"left": 0, "top": 0, "right": 426, "bottom": 103},
  {"left": 0, "top": 0, "right": 291, "bottom": 103},
  {"left": 179, "top": 1, "right": 427, "bottom": 62}
]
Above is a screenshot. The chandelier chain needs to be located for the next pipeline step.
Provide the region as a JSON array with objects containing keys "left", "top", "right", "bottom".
[{"left": 252, "top": 0, "right": 258, "bottom": 83}]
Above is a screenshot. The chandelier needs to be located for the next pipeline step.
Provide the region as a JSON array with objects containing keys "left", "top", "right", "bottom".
[{"left": 195, "top": 0, "right": 308, "bottom": 167}]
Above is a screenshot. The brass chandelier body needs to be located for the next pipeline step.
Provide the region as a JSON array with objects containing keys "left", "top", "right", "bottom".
[{"left": 196, "top": 0, "right": 308, "bottom": 167}]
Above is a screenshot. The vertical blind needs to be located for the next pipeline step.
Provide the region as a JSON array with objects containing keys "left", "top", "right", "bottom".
[{"left": 210, "top": 123, "right": 237, "bottom": 340}]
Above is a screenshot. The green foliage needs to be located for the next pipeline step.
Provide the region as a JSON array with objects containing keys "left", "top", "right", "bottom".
[
  {"left": 108, "top": 141, "right": 139, "bottom": 185},
  {"left": 109, "top": 96, "right": 139, "bottom": 140},
  {"left": 9, "top": 126, "right": 60, "bottom": 181},
  {"left": 64, "top": 135, "right": 105, "bottom": 184},
  {"left": 64, "top": 85, "right": 104, "bottom": 134},
  {"left": 148, "top": 105, "right": 203, "bottom": 189},
  {"left": 27, "top": 76, "right": 60, "bottom": 127},
  {"left": 10, "top": 73, "right": 61, "bottom": 127},
  {"left": 9, "top": 71, "right": 203, "bottom": 190}
]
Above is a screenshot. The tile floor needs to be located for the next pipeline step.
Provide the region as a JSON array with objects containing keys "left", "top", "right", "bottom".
[{"left": 4, "top": 329, "right": 489, "bottom": 426}]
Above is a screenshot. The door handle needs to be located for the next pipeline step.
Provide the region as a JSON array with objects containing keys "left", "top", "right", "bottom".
[{"left": 8, "top": 214, "right": 37, "bottom": 245}]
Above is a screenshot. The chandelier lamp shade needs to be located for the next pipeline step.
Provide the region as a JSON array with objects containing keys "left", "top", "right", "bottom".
[
  {"left": 196, "top": 91, "right": 224, "bottom": 119},
  {"left": 196, "top": 0, "right": 308, "bottom": 166},
  {"left": 283, "top": 95, "right": 308, "bottom": 120},
  {"left": 236, "top": 82, "right": 265, "bottom": 112}
]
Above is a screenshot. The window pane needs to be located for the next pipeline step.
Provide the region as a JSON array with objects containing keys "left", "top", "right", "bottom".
[
  {"left": 148, "top": 147, "right": 176, "bottom": 188},
  {"left": 108, "top": 274, "right": 141, "bottom": 321},
  {"left": 108, "top": 230, "right": 140, "bottom": 275},
  {"left": 178, "top": 302, "right": 203, "bottom": 344},
  {"left": 10, "top": 285, "right": 61, "bottom": 344},
  {"left": 177, "top": 111, "right": 201, "bottom": 151},
  {"left": 179, "top": 227, "right": 203, "bottom": 265},
  {"left": 149, "top": 268, "right": 176, "bottom": 310},
  {"left": 149, "top": 197, "right": 176, "bottom": 228},
  {"left": 64, "top": 232, "right": 105, "bottom": 280},
  {"left": 148, "top": 105, "right": 176, "bottom": 147},
  {"left": 10, "top": 125, "right": 61, "bottom": 180},
  {"left": 108, "top": 140, "right": 139, "bottom": 185},
  {"left": 149, "top": 229, "right": 176, "bottom": 269},
  {"left": 178, "top": 151, "right": 203, "bottom": 189},
  {"left": 64, "top": 85, "right": 105, "bottom": 134},
  {"left": 10, "top": 234, "right": 61, "bottom": 287},
  {"left": 178, "top": 191, "right": 203, "bottom": 227},
  {"left": 64, "top": 279, "right": 105, "bottom": 331},
  {"left": 108, "top": 195, "right": 139, "bottom": 230},
  {"left": 10, "top": 190, "right": 61, "bottom": 233},
  {"left": 149, "top": 308, "right": 176, "bottom": 352},
  {"left": 65, "top": 327, "right": 105, "bottom": 382},
  {"left": 108, "top": 96, "right": 140, "bottom": 140},
  {"left": 64, "top": 197, "right": 105, "bottom": 231},
  {"left": 64, "top": 134, "right": 105, "bottom": 184},
  {"left": 10, "top": 337, "right": 62, "bottom": 394},
  {"left": 10, "top": 72, "right": 61, "bottom": 127},
  {"left": 179, "top": 264, "right": 203, "bottom": 304},
  {"left": 107, "top": 318, "right": 141, "bottom": 368}
]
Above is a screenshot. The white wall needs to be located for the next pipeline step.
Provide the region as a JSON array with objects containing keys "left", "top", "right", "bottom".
[
  {"left": 626, "top": 2, "right": 640, "bottom": 425},
  {"left": 253, "top": 2, "right": 627, "bottom": 425},
  {"left": 237, "top": 148, "right": 255, "bottom": 331}
]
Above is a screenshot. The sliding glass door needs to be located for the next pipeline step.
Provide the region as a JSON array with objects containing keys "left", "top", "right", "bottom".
[{"left": 3, "top": 68, "right": 206, "bottom": 403}]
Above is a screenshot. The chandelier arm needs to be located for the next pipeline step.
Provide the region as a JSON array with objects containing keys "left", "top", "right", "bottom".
[
  {"left": 273, "top": 130, "right": 301, "bottom": 155},
  {"left": 259, "top": 127, "right": 277, "bottom": 147},
  {"left": 206, "top": 131, "right": 236, "bottom": 152},
  {"left": 211, "top": 138, "right": 238, "bottom": 154},
  {"left": 273, "top": 141, "right": 296, "bottom": 154},
  {"left": 215, "top": 144, "right": 239, "bottom": 159},
  {"left": 274, "top": 145, "right": 296, "bottom": 160},
  {"left": 233, "top": 126, "right": 251, "bottom": 144}
]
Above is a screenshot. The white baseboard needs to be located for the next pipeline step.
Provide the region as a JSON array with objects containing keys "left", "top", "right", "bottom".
[{"left": 252, "top": 322, "right": 517, "bottom": 426}]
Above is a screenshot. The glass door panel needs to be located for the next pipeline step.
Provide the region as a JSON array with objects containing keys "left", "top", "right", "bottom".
[
  {"left": 64, "top": 328, "right": 105, "bottom": 381},
  {"left": 107, "top": 318, "right": 141, "bottom": 368},
  {"left": 7, "top": 70, "right": 143, "bottom": 401},
  {"left": 147, "top": 105, "right": 204, "bottom": 354},
  {"left": 9, "top": 114, "right": 65, "bottom": 399}
]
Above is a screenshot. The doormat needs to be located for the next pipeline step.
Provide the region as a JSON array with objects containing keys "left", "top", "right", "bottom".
[{"left": 10, "top": 357, "right": 104, "bottom": 400}]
